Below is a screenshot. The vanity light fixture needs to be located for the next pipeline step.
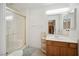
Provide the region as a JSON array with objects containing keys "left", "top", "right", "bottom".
[{"left": 46, "top": 8, "right": 70, "bottom": 15}]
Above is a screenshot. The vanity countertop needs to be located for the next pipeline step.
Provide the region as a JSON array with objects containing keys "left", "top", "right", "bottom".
[{"left": 46, "top": 34, "right": 78, "bottom": 43}]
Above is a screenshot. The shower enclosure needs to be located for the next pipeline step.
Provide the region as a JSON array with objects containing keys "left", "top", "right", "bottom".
[{"left": 6, "top": 7, "right": 26, "bottom": 55}]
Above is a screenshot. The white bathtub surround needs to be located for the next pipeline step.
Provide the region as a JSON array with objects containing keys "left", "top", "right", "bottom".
[
  {"left": 7, "top": 44, "right": 26, "bottom": 56},
  {"left": 8, "top": 50, "right": 23, "bottom": 56},
  {"left": 46, "top": 34, "right": 78, "bottom": 43},
  {"left": 8, "top": 47, "right": 45, "bottom": 56}
]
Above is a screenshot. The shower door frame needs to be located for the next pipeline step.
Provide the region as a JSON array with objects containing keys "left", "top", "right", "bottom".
[{"left": 6, "top": 7, "right": 26, "bottom": 55}]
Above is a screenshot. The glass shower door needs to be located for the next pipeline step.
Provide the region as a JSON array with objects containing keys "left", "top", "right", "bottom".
[{"left": 6, "top": 9, "right": 26, "bottom": 54}]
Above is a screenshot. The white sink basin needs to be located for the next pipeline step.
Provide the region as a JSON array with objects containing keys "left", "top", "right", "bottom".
[{"left": 48, "top": 35, "right": 67, "bottom": 39}]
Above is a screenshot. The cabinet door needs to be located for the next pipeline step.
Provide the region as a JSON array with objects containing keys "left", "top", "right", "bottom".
[
  {"left": 67, "top": 48, "right": 77, "bottom": 56},
  {"left": 60, "top": 47, "right": 67, "bottom": 56},
  {"left": 47, "top": 46, "right": 60, "bottom": 56}
]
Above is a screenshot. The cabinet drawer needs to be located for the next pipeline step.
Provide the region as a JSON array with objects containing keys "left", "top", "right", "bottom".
[
  {"left": 53, "top": 41, "right": 68, "bottom": 47},
  {"left": 46, "top": 40, "right": 68, "bottom": 47},
  {"left": 46, "top": 40, "right": 53, "bottom": 46},
  {"left": 68, "top": 43, "right": 78, "bottom": 48}
]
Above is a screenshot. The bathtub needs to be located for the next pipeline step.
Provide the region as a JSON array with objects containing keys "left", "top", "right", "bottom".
[{"left": 8, "top": 50, "right": 23, "bottom": 56}]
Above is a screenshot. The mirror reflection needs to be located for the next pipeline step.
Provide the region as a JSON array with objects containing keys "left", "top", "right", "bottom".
[{"left": 47, "top": 8, "right": 76, "bottom": 35}]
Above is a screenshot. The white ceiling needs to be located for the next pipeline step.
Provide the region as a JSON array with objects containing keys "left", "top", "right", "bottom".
[
  {"left": 7, "top": 3, "right": 71, "bottom": 9},
  {"left": 6, "top": 3, "right": 79, "bottom": 16},
  {"left": 7, "top": 3, "right": 56, "bottom": 8},
  {"left": 16, "top": 3, "right": 53, "bottom": 8},
  {"left": 7, "top": 3, "right": 79, "bottom": 9},
  {"left": 6, "top": 3, "right": 70, "bottom": 12}
]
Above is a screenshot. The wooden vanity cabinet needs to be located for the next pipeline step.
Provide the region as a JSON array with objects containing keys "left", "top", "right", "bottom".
[
  {"left": 67, "top": 43, "right": 78, "bottom": 56},
  {"left": 46, "top": 40, "right": 78, "bottom": 56},
  {"left": 47, "top": 46, "right": 60, "bottom": 56}
]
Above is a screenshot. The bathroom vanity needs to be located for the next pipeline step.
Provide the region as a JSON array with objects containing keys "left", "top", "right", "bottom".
[
  {"left": 44, "top": 8, "right": 78, "bottom": 56},
  {"left": 46, "top": 35, "right": 78, "bottom": 56}
]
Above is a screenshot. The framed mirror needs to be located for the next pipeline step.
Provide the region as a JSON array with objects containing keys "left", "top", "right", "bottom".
[
  {"left": 63, "top": 8, "right": 76, "bottom": 30},
  {"left": 46, "top": 8, "right": 76, "bottom": 35},
  {"left": 63, "top": 14, "right": 71, "bottom": 30}
]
